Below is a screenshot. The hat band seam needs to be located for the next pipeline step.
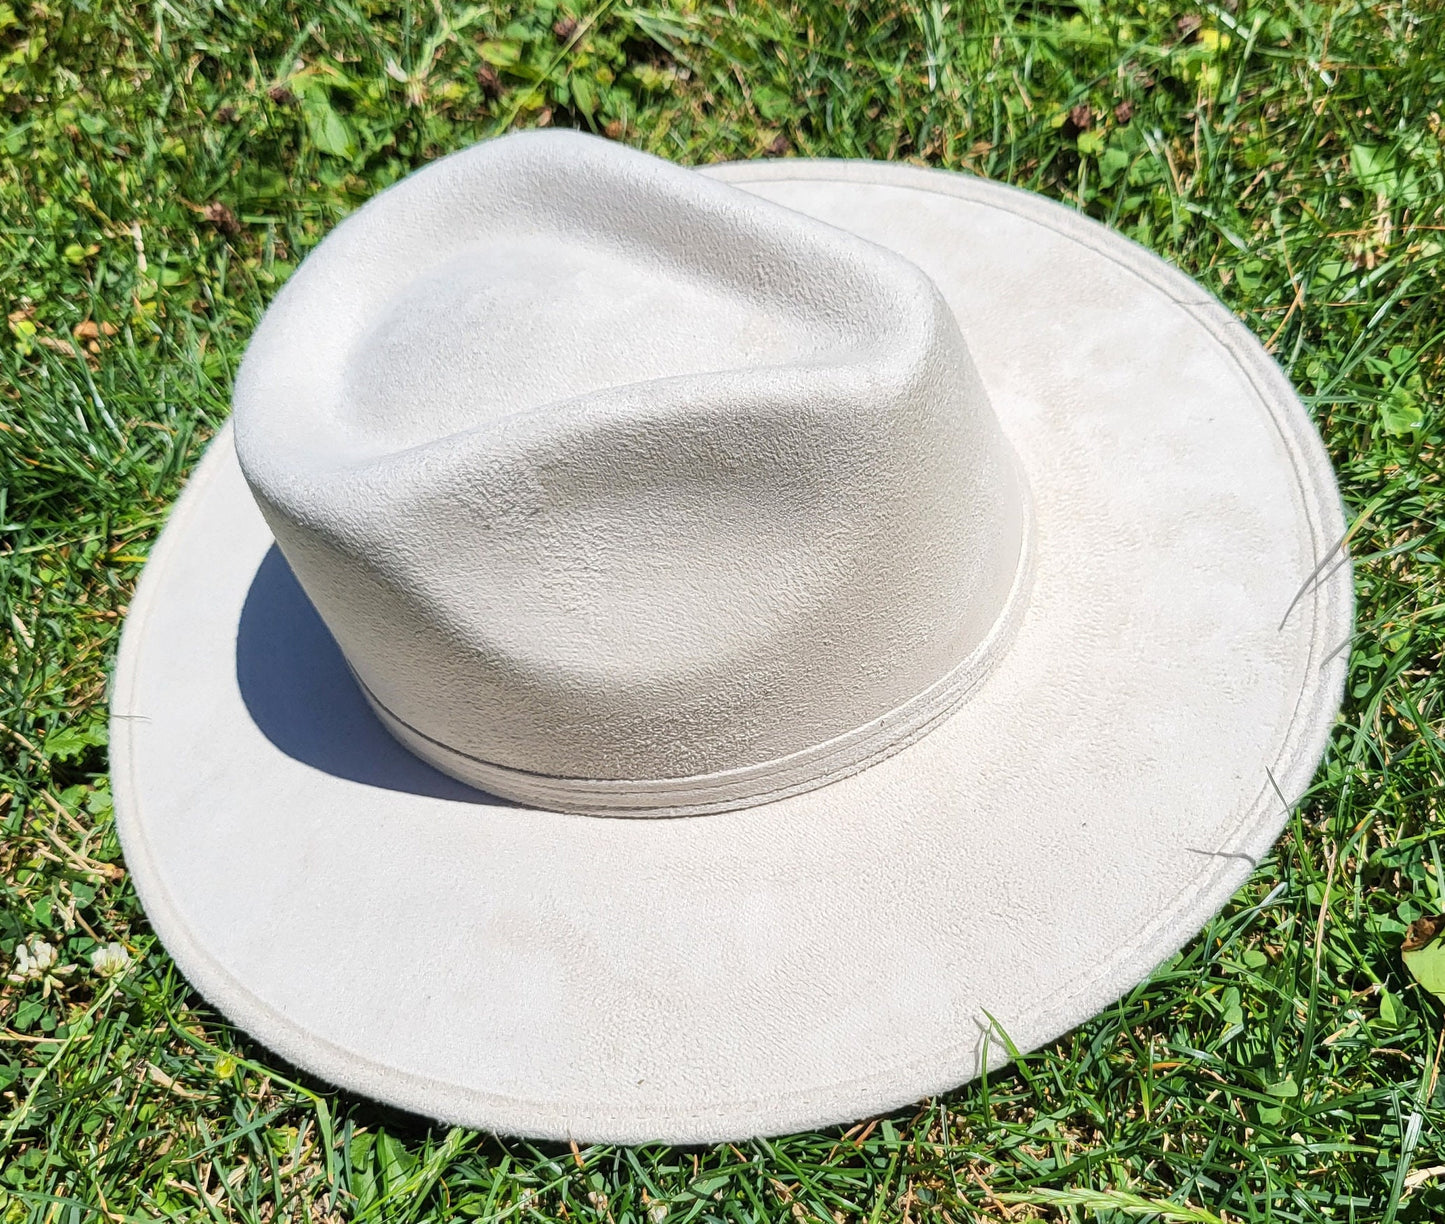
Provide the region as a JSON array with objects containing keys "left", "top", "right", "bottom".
[{"left": 359, "top": 475, "right": 1036, "bottom": 818}]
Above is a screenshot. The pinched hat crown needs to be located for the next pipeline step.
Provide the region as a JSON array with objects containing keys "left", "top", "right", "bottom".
[{"left": 234, "top": 131, "right": 1029, "bottom": 813}]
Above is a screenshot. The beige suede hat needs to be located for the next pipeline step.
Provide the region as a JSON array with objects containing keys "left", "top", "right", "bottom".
[{"left": 110, "top": 130, "right": 1352, "bottom": 1144}]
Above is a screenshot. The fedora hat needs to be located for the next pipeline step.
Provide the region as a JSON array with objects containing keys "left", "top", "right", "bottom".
[{"left": 111, "top": 130, "right": 1352, "bottom": 1144}]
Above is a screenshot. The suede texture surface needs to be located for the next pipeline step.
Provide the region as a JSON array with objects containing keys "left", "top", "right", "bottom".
[
  {"left": 110, "top": 141, "right": 1353, "bottom": 1144},
  {"left": 232, "top": 132, "right": 1027, "bottom": 807}
]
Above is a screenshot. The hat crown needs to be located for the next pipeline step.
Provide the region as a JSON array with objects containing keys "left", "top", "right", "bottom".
[{"left": 234, "top": 131, "right": 1029, "bottom": 813}]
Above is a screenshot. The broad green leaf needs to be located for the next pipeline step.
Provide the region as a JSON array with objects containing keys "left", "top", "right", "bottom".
[
  {"left": 1264, "top": 1074, "right": 1298, "bottom": 1098},
  {"left": 1351, "top": 143, "right": 1394, "bottom": 189},
  {"left": 1349, "top": 143, "right": 1419, "bottom": 202},
  {"left": 42, "top": 722, "right": 108, "bottom": 762},
  {"left": 1378, "top": 988, "right": 1408, "bottom": 1029},
  {"left": 1220, "top": 985, "right": 1244, "bottom": 1029},
  {"left": 266, "top": 1124, "right": 300, "bottom": 1156},
  {"left": 1403, "top": 915, "right": 1445, "bottom": 1001},
  {"left": 299, "top": 88, "right": 357, "bottom": 159},
  {"left": 1099, "top": 143, "right": 1131, "bottom": 187},
  {"left": 632, "top": 63, "right": 672, "bottom": 91},
  {"left": 1380, "top": 387, "right": 1424, "bottom": 436},
  {"left": 752, "top": 84, "right": 791, "bottom": 122},
  {"left": 1387, "top": 344, "right": 1416, "bottom": 372},
  {"left": 571, "top": 73, "right": 597, "bottom": 116},
  {"left": 13, "top": 998, "right": 44, "bottom": 1031},
  {"left": 478, "top": 39, "right": 523, "bottom": 67}
]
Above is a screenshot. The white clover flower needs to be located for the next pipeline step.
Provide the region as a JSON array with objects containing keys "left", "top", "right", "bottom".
[
  {"left": 7, "top": 939, "right": 58, "bottom": 983},
  {"left": 8, "top": 939, "right": 76, "bottom": 997},
  {"left": 89, "top": 942, "right": 132, "bottom": 980}
]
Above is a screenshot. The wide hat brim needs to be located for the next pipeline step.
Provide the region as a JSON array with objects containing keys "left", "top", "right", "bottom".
[{"left": 111, "top": 158, "right": 1351, "bottom": 1145}]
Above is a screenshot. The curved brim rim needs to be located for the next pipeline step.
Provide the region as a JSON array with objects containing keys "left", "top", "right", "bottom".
[{"left": 110, "top": 160, "right": 1352, "bottom": 1144}]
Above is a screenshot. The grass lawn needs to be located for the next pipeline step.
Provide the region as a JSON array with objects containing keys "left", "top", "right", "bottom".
[{"left": 2, "top": 0, "right": 1444, "bottom": 1219}]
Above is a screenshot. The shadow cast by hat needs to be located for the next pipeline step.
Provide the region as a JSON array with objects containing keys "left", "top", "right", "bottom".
[{"left": 235, "top": 545, "right": 504, "bottom": 806}]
